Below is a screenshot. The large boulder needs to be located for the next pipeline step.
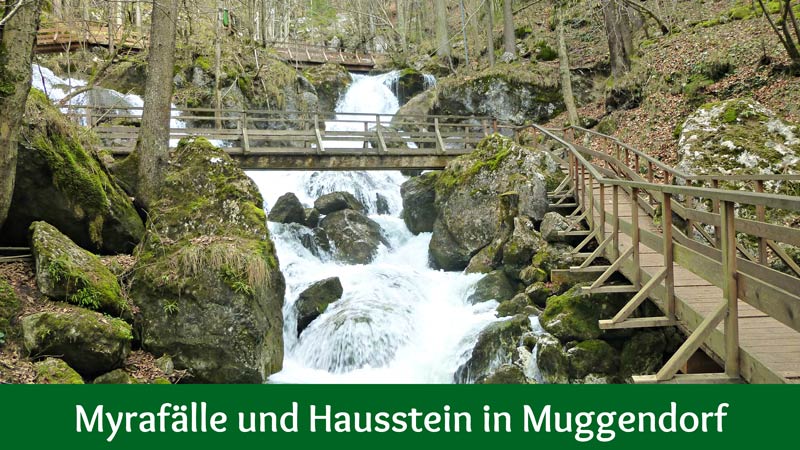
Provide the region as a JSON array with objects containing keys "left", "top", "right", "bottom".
[
  {"left": 501, "top": 217, "right": 546, "bottom": 271},
  {"left": 303, "top": 63, "right": 352, "bottom": 113},
  {"left": 395, "top": 68, "right": 433, "bottom": 105},
  {"left": 34, "top": 358, "right": 85, "bottom": 384},
  {"left": 454, "top": 314, "right": 531, "bottom": 383},
  {"left": 540, "top": 212, "right": 572, "bottom": 243},
  {"left": 479, "top": 363, "right": 531, "bottom": 384},
  {"left": 268, "top": 192, "right": 306, "bottom": 225},
  {"left": 536, "top": 333, "right": 569, "bottom": 384},
  {"left": 130, "top": 138, "right": 285, "bottom": 384},
  {"left": 314, "top": 191, "right": 366, "bottom": 215},
  {"left": 620, "top": 330, "right": 667, "bottom": 377},
  {"left": 29, "top": 222, "right": 127, "bottom": 317},
  {"left": 0, "top": 89, "right": 144, "bottom": 254},
  {"left": 319, "top": 209, "right": 389, "bottom": 264},
  {"left": 567, "top": 339, "right": 620, "bottom": 380},
  {"left": 400, "top": 172, "right": 438, "bottom": 234},
  {"left": 295, "top": 277, "right": 344, "bottom": 336},
  {"left": 467, "top": 270, "right": 518, "bottom": 304},
  {"left": 540, "top": 284, "right": 630, "bottom": 342},
  {"left": 22, "top": 306, "right": 132, "bottom": 377},
  {"left": 0, "top": 278, "right": 21, "bottom": 336},
  {"left": 429, "top": 135, "right": 559, "bottom": 271}
]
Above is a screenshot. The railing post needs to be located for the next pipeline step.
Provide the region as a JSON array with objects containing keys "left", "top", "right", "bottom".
[
  {"left": 363, "top": 121, "right": 369, "bottom": 150},
  {"left": 755, "top": 180, "right": 767, "bottom": 265},
  {"left": 579, "top": 165, "right": 586, "bottom": 210},
  {"left": 588, "top": 175, "right": 595, "bottom": 230},
  {"left": 720, "top": 200, "right": 740, "bottom": 378},
  {"left": 598, "top": 182, "right": 606, "bottom": 240},
  {"left": 712, "top": 179, "right": 722, "bottom": 248},
  {"left": 684, "top": 195, "right": 695, "bottom": 237},
  {"left": 631, "top": 187, "right": 641, "bottom": 288},
  {"left": 662, "top": 192, "right": 675, "bottom": 319},
  {"left": 612, "top": 185, "right": 620, "bottom": 260}
]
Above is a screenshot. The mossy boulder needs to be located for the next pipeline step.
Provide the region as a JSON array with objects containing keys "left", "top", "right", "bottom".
[
  {"left": 620, "top": 330, "right": 667, "bottom": 377},
  {"left": 496, "top": 293, "right": 540, "bottom": 318},
  {"left": 30, "top": 222, "right": 127, "bottom": 317},
  {"left": 540, "top": 284, "right": 630, "bottom": 342},
  {"left": 319, "top": 209, "right": 389, "bottom": 264},
  {"left": 314, "top": 191, "right": 365, "bottom": 215},
  {"left": 395, "top": 68, "right": 432, "bottom": 105},
  {"left": 295, "top": 277, "right": 344, "bottom": 336},
  {"left": 525, "top": 282, "right": 564, "bottom": 308},
  {"left": 0, "top": 278, "right": 21, "bottom": 335},
  {"left": 130, "top": 138, "right": 285, "bottom": 384},
  {"left": 22, "top": 305, "right": 132, "bottom": 377},
  {"left": 536, "top": 333, "right": 569, "bottom": 384},
  {"left": 529, "top": 242, "right": 576, "bottom": 277},
  {"left": 467, "top": 270, "right": 518, "bottom": 304},
  {"left": 0, "top": 89, "right": 144, "bottom": 254},
  {"left": 567, "top": 339, "right": 620, "bottom": 380},
  {"left": 93, "top": 368, "right": 137, "bottom": 384},
  {"left": 304, "top": 208, "right": 321, "bottom": 228},
  {"left": 34, "top": 358, "right": 85, "bottom": 384},
  {"left": 400, "top": 172, "right": 438, "bottom": 234},
  {"left": 478, "top": 363, "right": 531, "bottom": 384},
  {"left": 268, "top": 192, "right": 306, "bottom": 225},
  {"left": 540, "top": 212, "right": 573, "bottom": 243},
  {"left": 429, "top": 135, "right": 559, "bottom": 271},
  {"left": 454, "top": 314, "right": 531, "bottom": 383},
  {"left": 501, "top": 218, "right": 546, "bottom": 272},
  {"left": 303, "top": 63, "right": 351, "bottom": 112}
]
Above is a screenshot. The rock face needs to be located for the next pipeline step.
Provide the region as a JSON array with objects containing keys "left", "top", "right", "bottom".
[
  {"left": 34, "top": 358, "right": 85, "bottom": 384},
  {"left": 295, "top": 277, "right": 344, "bottom": 335},
  {"left": 0, "top": 90, "right": 144, "bottom": 254},
  {"left": 400, "top": 173, "right": 438, "bottom": 234},
  {"left": 29, "top": 222, "right": 127, "bottom": 317},
  {"left": 429, "top": 135, "right": 559, "bottom": 271},
  {"left": 314, "top": 191, "right": 366, "bottom": 215},
  {"left": 677, "top": 98, "right": 800, "bottom": 184},
  {"left": 454, "top": 314, "right": 531, "bottom": 383},
  {"left": 130, "top": 138, "right": 285, "bottom": 384},
  {"left": 319, "top": 209, "right": 389, "bottom": 264},
  {"left": 540, "top": 284, "right": 629, "bottom": 341},
  {"left": 268, "top": 193, "right": 306, "bottom": 225},
  {"left": 22, "top": 306, "right": 132, "bottom": 377},
  {"left": 303, "top": 63, "right": 352, "bottom": 113}
]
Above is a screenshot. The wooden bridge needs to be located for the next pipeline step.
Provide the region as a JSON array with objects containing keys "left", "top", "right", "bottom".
[
  {"left": 535, "top": 125, "right": 800, "bottom": 384},
  {"left": 36, "top": 22, "right": 378, "bottom": 71},
  {"left": 66, "top": 106, "right": 493, "bottom": 170}
]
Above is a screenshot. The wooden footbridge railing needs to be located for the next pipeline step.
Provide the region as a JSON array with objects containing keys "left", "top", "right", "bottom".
[
  {"left": 65, "top": 106, "right": 494, "bottom": 170},
  {"left": 36, "top": 21, "right": 147, "bottom": 54},
  {"left": 271, "top": 42, "right": 379, "bottom": 71},
  {"left": 532, "top": 125, "right": 800, "bottom": 384}
]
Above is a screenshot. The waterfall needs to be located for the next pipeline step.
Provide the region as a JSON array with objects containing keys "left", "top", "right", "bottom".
[{"left": 251, "top": 71, "right": 502, "bottom": 383}]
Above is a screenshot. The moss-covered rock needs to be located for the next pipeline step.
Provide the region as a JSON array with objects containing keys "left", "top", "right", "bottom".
[
  {"left": 429, "top": 135, "right": 559, "bottom": 271},
  {"left": 524, "top": 282, "right": 565, "bottom": 308},
  {"left": 314, "top": 191, "right": 365, "bottom": 215},
  {"left": 567, "top": 339, "right": 620, "bottom": 380},
  {"left": 501, "top": 218, "right": 546, "bottom": 272},
  {"left": 22, "top": 305, "right": 132, "bottom": 377},
  {"left": 395, "top": 68, "right": 432, "bottom": 105},
  {"left": 536, "top": 333, "right": 569, "bottom": 384},
  {"left": 30, "top": 222, "right": 127, "bottom": 317},
  {"left": 295, "top": 277, "right": 344, "bottom": 336},
  {"left": 303, "top": 63, "right": 351, "bottom": 113},
  {"left": 130, "top": 138, "right": 285, "bottom": 384},
  {"left": 268, "top": 192, "right": 306, "bottom": 225},
  {"left": 0, "top": 278, "right": 21, "bottom": 336},
  {"left": 93, "top": 368, "right": 137, "bottom": 384},
  {"left": 540, "top": 284, "right": 630, "bottom": 342},
  {"left": 319, "top": 209, "right": 389, "bottom": 264},
  {"left": 620, "top": 330, "right": 667, "bottom": 377},
  {"left": 400, "top": 172, "right": 438, "bottom": 234},
  {"left": 467, "top": 270, "right": 518, "bottom": 304},
  {"left": 496, "top": 293, "right": 540, "bottom": 318},
  {"left": 478, "top": 363, "right": 531, "bottom": 384},
  {"left": 0, "top": 89, "right": 144, "bottom": 254},
  {"left": 34, "top": 358, "right": 84, "bottom": 384},
  {"left": 454, "top": 314, "right": 531, "bottom": 383}
]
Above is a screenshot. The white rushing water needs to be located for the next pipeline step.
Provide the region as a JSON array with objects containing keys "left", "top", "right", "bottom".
[{"left": 250, "top": 71, "right": 502, "bottom": 383}]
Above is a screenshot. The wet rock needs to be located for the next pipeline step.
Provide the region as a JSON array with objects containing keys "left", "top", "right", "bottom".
[
  {"left": 496, "top": 293, "right": 540, "bottom": 318},
  {"left": 455, "top": 314, "right": 532, "bottom": 383},
  {"left": 30, "top": 222, "right": 127, "bottom": 317},
  {"left": 465, "top": 242, "right": 502, "bottom": 274},
  {"left": 314, "top": 191, "right": 366, "bottom": 215},
  {"left": 303, "top": 208, "right": 321, "bottom": 228},
  {"left": 375, "top": 193, "right": 391, "bottom": 215},
  {"left": 395, "top": 68, "right": 431, "bottom": 105},
  {"left": 295, "top": 277, "right": 344, "bottom": 335},
  {"left": 22, "top": 305, "right": 132, "bottom": 377},
  {"left": 620, "top": 330, "right": 667, "bottom": 377},
  {"left": 567, "top": 339, "right": 620, "bottom": 379},
  {"left": 34, "top": 358, "right": 84, "bottom": 384},
  {"left": 479, "top": 363, "right": 531, "bottom": 384},
  {"left": 467, "top": 270, "right": 518, "bottom": 304},
  {"left": 536, "top": 333, "right": 569, "bottom": 384},
  {"left": 268, "top": 193, "right": 306, "bottom": 225},
  {"left": 320, "top": 209, "right": 389, "bottom": 264},
  {"left": 524, "top": 282, "right": 564, "bottom": 308}
]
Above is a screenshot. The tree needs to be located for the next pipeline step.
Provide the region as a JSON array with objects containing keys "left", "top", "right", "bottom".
[
  {"left": 0, "top": 0, "right": 44, "bottom": 230},
  {"left": 485, "top": 0, "right": 495, "bottom": 67},
  {"left": 556, "top": 3, "right": 579, "bottom": 126},
  {"left": 434, "top": 0, "right": 450, "bottom": 61},
  {"left": 756, "top": 0, "right": 800, "bottom": 64},
  {"left": 601, "top": 0, "right": 634, "bottom": 77},
  {"left": 131, "top": 0, "right": 180, "bottom": 208},
  {"left": 502, "top": 0, "right": 515, "bottom": 57}
]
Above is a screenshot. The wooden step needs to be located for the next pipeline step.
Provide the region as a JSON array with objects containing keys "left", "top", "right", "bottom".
[
  {"left": 582, "top": 285, "right": 640, "bottom": 294},
  {"left": 599, "top": 317, "right": 676, "bottom": 330},
  {"left": 633, "top": 373, "right": 742, "bottom": 384}
]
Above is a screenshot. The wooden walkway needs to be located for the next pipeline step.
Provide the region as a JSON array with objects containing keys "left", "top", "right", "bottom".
[
  {"left": 538, "top": 126, "right": 800, "bottom": 384},
  {"left": 66, "top": 106, "right": 494, "bottom": 170}
]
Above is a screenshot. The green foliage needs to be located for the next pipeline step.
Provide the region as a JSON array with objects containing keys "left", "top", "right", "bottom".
[
  {"left": 163, "top": 301, "right": 179, "bottom": 315},
  {"left": 0, "top": 331, "right": 5, "bottom": 346},
  {"left": 532, "top": 40, "right": 558, "bottom": 62},
  {"left": 194, "top": 55, "right": 213, "bottom": 72}
]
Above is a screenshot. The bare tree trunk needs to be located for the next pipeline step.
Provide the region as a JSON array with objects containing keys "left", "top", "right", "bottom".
[
  {"left": 396, "top": 0, "right": 407, "bottom": 51},
  {"left": 0, "top": 0, "right": 44, "bottom": 230},
  {"left": 214, "top": 0, "right": 223, "bottom": 128},
  {"left": 502, "top": 0, "right": 515, "bottom": 57},
  {"left": 132, "top": 0, "right": 179, "bottom": 208},
  {"left": 602, "top": 0, "right": 634, "bottom": 77},
  {"left": 459, "top": 0, "right": 469, "bottom": 65},
  {"left": 557, "top": 7, "right": 579, "bottom": 126},
  {"left": 135, "top": 1, "right": 143, "bottom": 33},
  {"left": 434, "top": 0, "right": 450, "bottom": 59},
  {"left": 486, "top": 0, "right": 495, "bottom": 67}
]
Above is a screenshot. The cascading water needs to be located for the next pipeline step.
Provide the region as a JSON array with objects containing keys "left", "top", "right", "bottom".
[{"left": 250, "top": 71, "right": 503, "bottom": 383}]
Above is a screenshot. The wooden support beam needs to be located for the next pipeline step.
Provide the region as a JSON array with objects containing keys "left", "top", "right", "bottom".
[
  {"left": 599, "top": 316, "right": 675, "bottom": 330},
  {"left": 241, "top": 113, "right": 250, "bottom": 155},
  {"left": 720, "top": 200, "right": 739, "bottom": 379},
  {"left": 314, "top": 114, "right": 325, "bottom": 154},
  {"left": 434, "top": 118, "right": 446, "bottom": 154},
  {"left": 573, "top": 233, "right": 613, "bottom": 269},
  {"left": 584, "top": 246, "right": 633, "bottom": 292},
  {"left": 601, "top": 267, "right": 668, "bottom": 328},
  {"left": 634, "top": 373, "right": 741, "bottom": 384}
]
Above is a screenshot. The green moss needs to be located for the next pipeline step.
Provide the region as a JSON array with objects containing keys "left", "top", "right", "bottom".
[
  {"left": 596, "top": 117, "right": 618, "bottom": 135},
  {"left": 194, "top": 55, "right": 213, "bottom": 72},
  {"left": 0, "top": 278, "right": 21, "bottom": 335},
  {"left": 34, "top": 358, "right": 84, "bottom": 384},
  {"left": 532, "top": 40, "right": 557, "bottom": 62}
]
